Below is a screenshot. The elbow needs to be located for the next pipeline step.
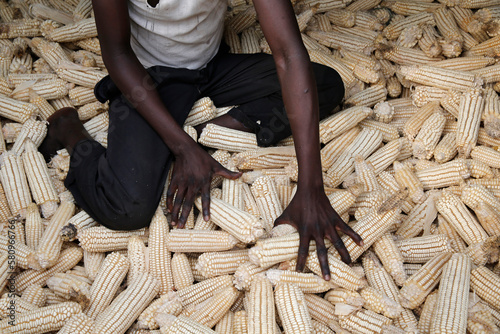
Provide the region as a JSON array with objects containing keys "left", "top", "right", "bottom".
[{"left": 272, "top": 45, "right": 309, "bottom": 72}]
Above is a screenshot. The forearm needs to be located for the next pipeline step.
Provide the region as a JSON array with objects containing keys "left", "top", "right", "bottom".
[{"left": 102, "top": 52, "right": 193, "bottom": 154}]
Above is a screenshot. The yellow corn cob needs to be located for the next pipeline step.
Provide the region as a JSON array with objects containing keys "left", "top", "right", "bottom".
[
  {"left": 93, "top": 273, "right": 159, "bottom": 334},
  {"left": 415, "top": 158, "right": 470, "bottom": 189},
  {"left": 396, "top": 193, "right": 438, "bottom": 239},
  {"left": 176, "top": 275, "right": 233, "bottom": 308},
  {"left": 396, "top": 234, "right": 454, "bottom": 264},
  {"left": 35, "top": 200, "right": 74, "bottom": 268},
  {"left": 399, "top": 252, "right": 453, "bottom": 309},
  {"left": 266, "top": 269, "right": 334, "bottom": 294},
  {"left": 194, "top": 197, "right": 264, "bottom": 243},
  {"left": 171, "top": 253, "right": 194, "bottom": 290},
  {"left": 412, "top": 112, "right": 446, "bottom": 160},
  {"left": 148, "top": 208, "right": 173, "bottom": 295},
  {"left": 436, "top": 190, "right": 489, "bottom": 245},
  {"left": 198, "top": 124, "right": 258, "bottom": 153},
  {"left": 275, "top": 282, "right": 313, "bottom": 334},
  {"left": 196, "top": 249, "right": 249, "bottom": 278},
  {"left": 251, "top": 176, "right": 282, "bottom": 232},
  {"left": 15, "top": 246, "right": 83, "bottom": 292},
  {"left": 319, "top": 106, "right": 372, "bottom": 144},
  {"left": 430, "top": 253, "right": 471, "bottom": 334},
  {"left": 0, "top": 301, "right": 81, "bottom": 333},
  {"left": 22, "top": 140, "right": 59, "bottom": 218},
  {"left": 77, "top": 225, "right": 148, "bottom": 252},
  {"left": 373, "top": 233, "right": 406, "bottom": 286},
  {"left": 329, "top": 204, "right": 401, "bottom": 262},
  {"left": 166, "top": 229, "right": 238, "bottom": 252}
]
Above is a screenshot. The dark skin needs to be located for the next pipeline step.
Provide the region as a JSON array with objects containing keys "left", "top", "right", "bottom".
[{"left": 90, "top": 0, "right": 363, "bottom": 280}]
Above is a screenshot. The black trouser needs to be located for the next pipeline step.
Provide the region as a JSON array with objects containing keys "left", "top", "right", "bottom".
[{"left": 64, "top": 49, "right": 345, "bottom": 230}]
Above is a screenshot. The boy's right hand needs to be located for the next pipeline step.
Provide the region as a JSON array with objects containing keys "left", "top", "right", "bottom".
[{"left": 166, "top": 144, "right": 241, "bottom": 228}]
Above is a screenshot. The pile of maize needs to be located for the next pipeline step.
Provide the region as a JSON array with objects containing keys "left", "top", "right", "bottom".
[{"left": 1, "top": 0, "right": 500, "bottom": 333}]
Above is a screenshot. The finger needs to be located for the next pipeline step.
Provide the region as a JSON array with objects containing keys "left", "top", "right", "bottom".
[
  {"left": 171, "top": 188, "right": 186, "bottom": 226},
  {"left": 214, "top": 165, "right": 242, "bottom": 180},
  {"left": 315, "top": 237, "right": 330, "bottom": 281},
  {"left": 201, "top": 183, "right": 211, "bottom": 221},
  {"left": 178, "top": 193, "right": 195, "bottom": 229},
  {"left": 295, "top": 233, "right": 311, "bottom": 273},
  {"left": 326, "top": 228, "right": 351, "bottom": 265},
  {"left": 166, "top": 182, "right": 178, "bottom": 213},
  {"left": 335, "top": 219, "right": 364, "bottom": 247}
]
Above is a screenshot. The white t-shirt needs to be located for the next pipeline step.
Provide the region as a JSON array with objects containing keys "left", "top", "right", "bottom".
[{"left": 128, "top": 0, "right": 227, "bottom": 70}]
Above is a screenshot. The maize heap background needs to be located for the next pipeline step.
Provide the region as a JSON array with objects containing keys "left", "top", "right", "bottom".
[{"left": 0, "top": 0, "right": 500, "bottom": 333}]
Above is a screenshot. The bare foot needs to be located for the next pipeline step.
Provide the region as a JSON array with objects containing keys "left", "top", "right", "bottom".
[{"left": 39, "top": 107, "right": 92, "bottom": 162}]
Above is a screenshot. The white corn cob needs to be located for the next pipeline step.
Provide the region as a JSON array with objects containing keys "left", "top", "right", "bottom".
[
  {"left": 198, "top": 124, "right": 258, "bottom": 153},
  {"left": 456, "top": 89, "right": 484, "bottom": 157},
  {"left": 415, "top": 158, "right": 470, "bottom": 190},
  {"left": 373, "top": 233, "right": 406, "bottom": 286},
  {"left": 77, "top": 226, "right": 148, "bottom": 252},
  {"left": 166, "top": 229, "right": 238, "bottom": 253},
  {"left": 266, "top": 269, "right": 334, "bottom": 294},
  {"left": 0, "top": 152, "right": 32, "bottom": 217},
  {"left": 22, "top": 140, "right": 59, "bottom": 218},
  {"left": 34, "top": 201, "right": 75, "bottom": 269},
  {"left": 396, "top": 234, "right": 454, "bottom": 264},
  {"left": 196, "top": 249, "right": 249, "bottom": 278},
  {"left": 251, "top": 176, "right": 283, "bottom": 232},
  {"left": 149, "top": 208, "right": 174, "bottom": 295},
  {"left": 319, "top": 106, "right": 372, "bottom": 144},
  {"left": 172, "top": 253, "right": 194, "bottom": 290},
  {"left": 275, "top": 282, "right": 313, "bottom": 334},
  {"left": 399, "top": 65, "right": 483, "bottom": 92},
  {"left": 412, "top": 112, "right": 446, "bottom": 160}
]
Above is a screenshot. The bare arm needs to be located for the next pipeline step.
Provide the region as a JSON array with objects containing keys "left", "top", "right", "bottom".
[
  {"left": 91, "top": 0, "right": 239, "bottom": 226},
  {"left": 252, "top": 0, "right": 363, "bottom": 279}
]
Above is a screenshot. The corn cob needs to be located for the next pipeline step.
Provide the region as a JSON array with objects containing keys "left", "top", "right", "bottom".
[
  {"left": 467, "top": 295, "right": 500, "bottom": 334},
  {"left": 393, "top": 161, "right": 425, "bottom": 203},
  {"left": 359, "top": 119, "right": 399, "bottom": 142},
  {"left": 77, "top": 226, "right": 148, "bottom": 252},
  {"left": 360, "top": 286, "right": 403, "bottom": 319},
  {"left": 303, "top": 293, "right": 337, "bottom": 326},
  {"left": 196, "top": 249, "right": 249, "bottom": 278},
  {"left": 188, "top": 286, "right": 239, "bottom": 329},
  {"left": 158, "top": 314, "right": 216, "bottom": 333},
  {"left": 400, "top": 65, "right": 483, "bottom": 92},
  {"left": 34, "top": 200, "right": 74, "bottom": 268},
  {"left": 0, "top": 151, "right": 32, "bottom": 217},
  {"left": 428, "top": 253, "right": 470, "bottom": 334},
  {"left": 396, "top": 193, "right": 438, "bottom": 239},
  {"left": 455, "top": 89, "right": 484, "bottom": 157},
  {"left": 233, "top": 146, "right": 295, "bottom": 170},
  {"left": 184, "top": 97, "right": 216, "bottom": 127},
  {"left": 166, "top": 229, "right": 238, "bottom": 253},
  {"left": 396, "top": 234, "right": 454, "bottom": 264},
  {"left": 306, "top": 29, "right": 375, "bottom": 55},
  {"left": 344, "top": 84, "right": 387, "bottom": 108},
  {"left": 471, "top": 266, "right": 500, "bottom": 312},
  {"left": 249, "top": 233, "right": 305, "bottom": 268},
  {"left": 137, "top": 292, "right": 182, "bottom": 330},
  {"left": 251, "top": 176, "right": 282, "bottom": 232},
  {"left": 329, "top": 204, "right": 401, "bottom": 262},
  {"left": 170, "top": 253, "right": 193, "bottom": 291},
  {"left": 266, "top": 269, "right": 334, "bottom": 294},
  {"left": 0, "top": 301, "right": 81, "bottom": 333},
  {"left": 57, "top": 312, "right": 94, "bottom": 334},
  {"left": 68, "top": 86, "right": 97, "bottom": 106},
  {"left": 403, "top": 101, "right": 441, "bottom": 141},
  {"left": 194, "top": 197, "right": 264, "bottom": 243},
  {"left": 148, "top": 208, "right": 173, "bottom": 295},
  {"left": 233, "top": 262, "right": 266, "bottom": 291},
  {"left": 372, "top": 233, "right": 406, "bottom": 286},
  {"left": 82, "top": 250, "right": 104, "bottom": 282},
  {"left": 274, "top": 282, "right": 313, "bottom": 334},
  {"left": 198, "top": 124, "right": 258, "bottom": 153},
  {"left": 470, "top": 145, "right": 500, "bottom": 169},
  {"left": 383, "top": 12, "right": 435, "bottom": 40},
  {"left": 434, "top": 132, "right": 458, "bottom": 163},
  {"left": 83, "top": 111, "right": 108, "bottom": 137},
  {"left": 415, "top": 158, "right": 470, "bottom": 189},
  {"left": 399, "top": 252, "right": 452, "bottom": 309},
  {"left": 0, "top": 94, "right": 38, "bottom": 123},
  {"left": 436, "top": 190, "right": 489, "bottom": 245},
  {"left": 15, "top": 246, "right": 83, "bottom": 292},
  {"left": 321, "top": 126, "right": 361, "bottom": 171},
  {"left": 338, "top": 308, "right": 392, "bottom": 334},
  {"left": 126, "top": 235, "right": 148, "bottom": 287},
  {"left": 412, "top": 112, "right": 446, "bottom": 160},
  {"left": 176, "top": 275, "right": 233, "bottom": 308},
  {"left": 417, "top": 290, "right": 439, "bottom": 334},
  {"left": 308, "top": 50, "right": 356, "bottom": 89},
  {"left": 45, "top": 271, "right": 91, "bottom": 306}
]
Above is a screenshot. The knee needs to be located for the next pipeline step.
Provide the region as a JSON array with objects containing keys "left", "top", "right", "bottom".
[{"left": 100, "top": 200, "right": 158, "bottom": 231}]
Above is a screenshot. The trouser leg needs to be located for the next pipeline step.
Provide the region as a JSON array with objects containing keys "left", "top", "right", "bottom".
[
  {"left": 65, "top": 77, "right": 200, "bottom": 230},
  {"left": 200, "top": 52, "right": 344, "bottom": 146}
]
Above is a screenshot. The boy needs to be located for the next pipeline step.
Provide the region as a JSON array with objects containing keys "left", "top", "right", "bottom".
[{"left": 41, "top": 0, "right": 362, "bottom": 280}]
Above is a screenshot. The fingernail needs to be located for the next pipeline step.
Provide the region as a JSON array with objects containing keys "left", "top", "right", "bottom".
[
  {"left": 204, "top": 215, "right": 209, "bottom": 221},
  {"left": 324, "top": 274, "right": 330, "bottom": 281},
  {"left": 359, "top": 241, "right": 365, "bottom": 247}
]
